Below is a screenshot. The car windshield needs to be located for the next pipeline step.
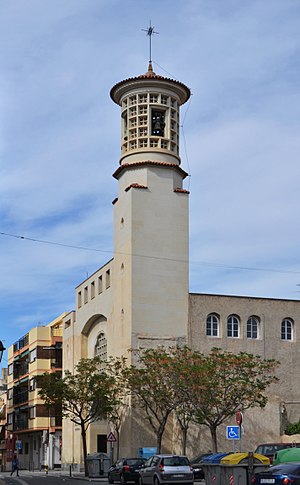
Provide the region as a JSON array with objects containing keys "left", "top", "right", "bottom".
[
  {"left": 162, "top": 457, "right": 189, "bottom": 466},
  {"left": 125, "top": 459, "right": 145, "bottom": 466},
  {"left": 255, "top": 445, "right": 286, "bottom": 455}
]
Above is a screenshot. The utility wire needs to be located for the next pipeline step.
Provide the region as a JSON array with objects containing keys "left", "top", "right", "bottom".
[{"left": 1, "top": 231, "right": 300, "bottom": 275}]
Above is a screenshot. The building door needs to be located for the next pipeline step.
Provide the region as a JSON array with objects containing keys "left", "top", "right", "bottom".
[{"left": 97, "top": 434, "right": 107, "bottom": 453}]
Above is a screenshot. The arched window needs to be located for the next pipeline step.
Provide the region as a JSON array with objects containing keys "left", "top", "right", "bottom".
[
  {"left": 247, "top": 316, "right": 260, "bottom": 339},
  {"left": 227, "top": 315, "right": 240, "bottom": 338},
  {"left": 206, "top": 314, "right": 219, "bottom": 337},
  {"left": 281, "top": 318, "right": 294, "bottom": 341},
  {"left": 95, "top": 332, "right": 107, "bottom": 368}
]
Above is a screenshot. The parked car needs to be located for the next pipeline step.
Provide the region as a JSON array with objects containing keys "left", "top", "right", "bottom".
[
  {"left": 190, "top": 453, "right": 213, "bottom": 480},
  {"left": 251, "top": 462, "right": 300, "bottom": 484},
  {"left": 139, "top": 454, "right": 194, "bottom": 485},
  {"left": 255, "top": 443, "right": 300, "bottom": 464},
  {"left": 108, "top": 458, "right": 147, "bottom": 484}
]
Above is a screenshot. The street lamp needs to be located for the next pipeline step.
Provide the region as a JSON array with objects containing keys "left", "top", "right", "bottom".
[{"left": 0, "top": 341, "right": 5, "bottom": 362}]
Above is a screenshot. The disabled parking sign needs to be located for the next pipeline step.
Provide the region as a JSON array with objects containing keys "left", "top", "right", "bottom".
[{"left": 226, "top": 425, "right": 240, "bottom": 440}]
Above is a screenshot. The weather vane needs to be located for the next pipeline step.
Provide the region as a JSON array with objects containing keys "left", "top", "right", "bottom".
[{"left": 142, "top": 21, "right": 159, "bottom": 64}]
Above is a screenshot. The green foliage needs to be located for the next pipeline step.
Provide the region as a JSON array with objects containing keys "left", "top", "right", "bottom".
[
  {"left": 285, "top": 421, "right": 300, "bottom": 435},
  {"left": 39, "top": 357, "right": 118, "bottom": 476}
]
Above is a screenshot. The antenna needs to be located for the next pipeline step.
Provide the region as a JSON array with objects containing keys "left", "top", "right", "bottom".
[{"left": 142, "top": 20, "right": 159, "bottom": 63}]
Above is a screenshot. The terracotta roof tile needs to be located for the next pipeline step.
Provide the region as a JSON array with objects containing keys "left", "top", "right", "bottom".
[
  {"left": 125, "top": 183, "right": 148, "bottom": 192},
  {"left": 174, "top": 188, "right": 190, "bottom": 194},
  {"left": 113, "top": 160, "right": 188, "bottom": 180}
]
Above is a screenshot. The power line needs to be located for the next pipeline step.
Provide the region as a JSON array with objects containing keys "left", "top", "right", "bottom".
[{"left": 1, "top": 231, "right": 300, "bottom": 275}]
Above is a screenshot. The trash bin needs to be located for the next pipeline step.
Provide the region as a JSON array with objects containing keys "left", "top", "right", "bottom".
[
  {"left": 86, "top": 452, "right": 111, "bottom": 478},
  {"left": 220, "top": 452, "right": 270, "bottom": 485},
  {"left": 200, "top": 453, "right": 231, "bottom": 485},
  {"left": 273, "top": 447, "right": 300, "bottom": 465}
]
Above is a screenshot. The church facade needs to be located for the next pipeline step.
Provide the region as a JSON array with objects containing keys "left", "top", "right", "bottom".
[{"left": 61, "top": 64, "right": 300, "bottom": 469}]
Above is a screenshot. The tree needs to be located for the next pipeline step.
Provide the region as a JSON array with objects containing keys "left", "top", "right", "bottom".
[
  {"left": 168, "top": 347, "right": 206, "bottom": 455},
  {"left": 39, "top": 357, "right": 116, "bottom": 476},
  {"left": 105, "top": 357, "right": 129, "bottom": 460},
  {"left": 188, "top": 348, "right": 279, "bottom": 452},
  {"left": 124, "top": 347, "right": 177, "bottom": 453}
]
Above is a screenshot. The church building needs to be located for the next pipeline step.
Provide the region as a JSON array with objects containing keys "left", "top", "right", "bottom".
[{"left": 62, "top": 62, "right": 300, "bottom": 469}]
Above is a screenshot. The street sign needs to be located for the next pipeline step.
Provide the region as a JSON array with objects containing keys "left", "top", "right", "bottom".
[
  {"left": 236, "top": 411, "right": 243, "bottom": 426},
  {"left": 226, "top": 426, "right": 240, "bottom": 440},
  {"left": 16, "top": 440, "right": 22, "bottom": 450},
  {"left": 107, "top": 432, "right": 117, "bottom": 442}
]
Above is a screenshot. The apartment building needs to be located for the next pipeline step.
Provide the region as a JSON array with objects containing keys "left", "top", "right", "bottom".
[
  {"left": 6, "top": 314, "right": 65, "bottom": 470},
  {"left": 0, "top": 369, "right": 7, "bottom": 471}
]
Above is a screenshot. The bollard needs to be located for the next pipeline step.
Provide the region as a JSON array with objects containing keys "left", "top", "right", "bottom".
[{"left": 69, "top": 464, "right": 72, "bottom": 477}]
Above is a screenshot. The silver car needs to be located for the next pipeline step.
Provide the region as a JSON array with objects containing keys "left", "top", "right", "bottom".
[{"left": 139, "top": 454, "right": 194, "bottom": 485}]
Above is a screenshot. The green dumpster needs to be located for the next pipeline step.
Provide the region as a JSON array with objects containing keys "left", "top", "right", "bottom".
[{"left": 273, "top": 447, "right": 300, "bottom": 465}]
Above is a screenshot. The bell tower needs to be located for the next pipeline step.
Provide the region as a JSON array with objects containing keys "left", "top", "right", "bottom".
[{"left": 109, "top": 63, "right": 191, "bottom": 363}]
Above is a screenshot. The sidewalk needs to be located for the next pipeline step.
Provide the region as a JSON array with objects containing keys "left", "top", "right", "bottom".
[{"left": 0, "top": 469, "right": 108, "bottom": 481}]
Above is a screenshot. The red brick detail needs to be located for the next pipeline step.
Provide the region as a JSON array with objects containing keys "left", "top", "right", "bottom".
[
  {"left": 113, "top": 160, "right": 188, "bottom": 180},
  {"left": 174, "top": 188, "right": 190, "bottom": 194},
  {"left": 125, "top": 184, "right": 148, "bottom": 192},
  {"left": 112, "top": 197, "right": 118, "bottom": 205}
]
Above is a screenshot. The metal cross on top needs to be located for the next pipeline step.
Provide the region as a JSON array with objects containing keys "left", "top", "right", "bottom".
[{"left": 142, "top": 20, "right": 159, "bottom": 63}]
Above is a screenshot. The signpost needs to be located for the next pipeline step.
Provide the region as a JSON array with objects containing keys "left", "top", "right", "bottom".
[
  {"left": 226, "top": 426, "right": 240, "bottom": 453},
  {"left": 107, "top": 432, "right": 117, "bottom": 464}
]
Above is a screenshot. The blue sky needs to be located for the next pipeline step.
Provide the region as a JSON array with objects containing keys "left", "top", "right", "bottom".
[{"left": 1, "top": 0, "right": 300, "bottom": 365}]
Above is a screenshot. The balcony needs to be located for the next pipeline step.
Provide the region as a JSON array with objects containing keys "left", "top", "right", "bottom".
[
  {"left": 13, "top": 334, "right": 29, "bottom": 353},
  {"left": 13, "top": 389, "right": 29, "bottom": 406},
  {"left": 13, "top": 362, "right": 29, "bottom": 380},
  {"left": 14, "top": 414, "right": 28, "bottom": 431}
]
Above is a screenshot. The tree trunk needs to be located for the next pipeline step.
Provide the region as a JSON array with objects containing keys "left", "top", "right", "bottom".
[
  {"left": 157, "top": 430, "right": 163, "bottom": 453},
  {"left": 209, "top": 425, "right": 218, "bottom": 453},
  {"left": 81, "top": 423, "right": 88, "bottom": 477},
  {"left": 181, "top": 426, "right": 188, "bottom": 455}
]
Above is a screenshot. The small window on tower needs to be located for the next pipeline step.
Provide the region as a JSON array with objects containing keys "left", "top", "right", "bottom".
[{"left": 151, "top": 110, "right": 165, "bottom": 137}]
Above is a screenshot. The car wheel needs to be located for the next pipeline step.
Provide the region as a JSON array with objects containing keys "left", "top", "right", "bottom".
[{"left": 108, "top": 474, "right": 114, "bottom": 484}]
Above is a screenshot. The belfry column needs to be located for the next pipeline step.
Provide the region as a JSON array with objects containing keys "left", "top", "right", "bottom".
[{"left": 109, "top": 64, "right": 191, "bottom": 362}]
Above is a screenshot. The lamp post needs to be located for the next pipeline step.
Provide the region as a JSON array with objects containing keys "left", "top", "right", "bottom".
[{"left": 0, "top": 341, "right": 5, "bottom": 362}]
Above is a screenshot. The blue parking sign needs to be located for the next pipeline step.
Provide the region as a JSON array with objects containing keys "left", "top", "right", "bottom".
[{"left": 226, "top": 426, "right": 240, "bottom": 440}]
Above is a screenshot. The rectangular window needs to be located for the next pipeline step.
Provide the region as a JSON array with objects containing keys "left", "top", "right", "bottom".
[
  {"left": 8, "top": 388, "right": 13, "bottom": 400},
  {"left": 29, "top": 378, "right": 36, "bottom": 391},
  {"left": 29, "top": 407, "right": 36, "bottom": 419},
  {"left": 106, "top": 270, "right": 111, "bottom": 289},
  {"left": 8, "top": 413, "right": 13, "bottom": 424},
  {"left": 84, "top": 286, "right": 88, "bottom": 304},
  {"left": 98, "top": 275, "right": 103, "bottom": 294},
  {"left": 30, "top": 348, "right": 37, "bottom": 363},
  {"left": 91, "top": 281, "right": 95, "bottom": 299},
  {"left": 78, "top": 291, "right": 82, "bottom": 308},
  {"left": 8, "top": 363, "right": 13, "bottom": 375}
]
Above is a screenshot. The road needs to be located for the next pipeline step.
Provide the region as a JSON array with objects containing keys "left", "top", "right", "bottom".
[{"left": 0, "top": 472, "right": 206, "bottom": 485}]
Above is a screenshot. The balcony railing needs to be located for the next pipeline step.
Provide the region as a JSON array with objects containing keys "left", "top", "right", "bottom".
[
  {"left": 13, "top": 390, "right": 29, "bottom": 406},
  {"left": 14, "top": 415, "right": 29, "bottom": 431},
  {"left": 13, "top": 334, "right": 29, "bottom": 353},
  {"left": 13, "top": 362, "right": 29, "bottom": 380}
]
